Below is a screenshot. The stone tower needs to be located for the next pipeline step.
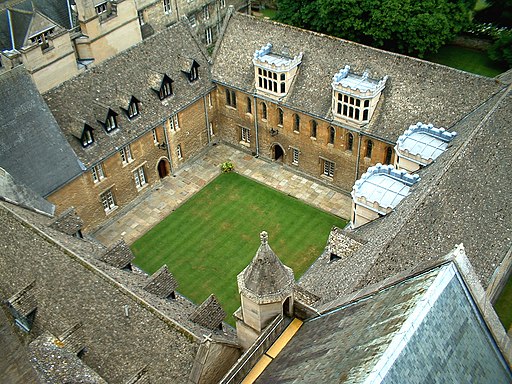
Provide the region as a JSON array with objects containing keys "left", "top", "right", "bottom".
[{"left": 235, "top": 231, "right": 294, "bottom": 350}]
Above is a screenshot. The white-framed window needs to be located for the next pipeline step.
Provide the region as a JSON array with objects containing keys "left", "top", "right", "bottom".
[
  {"left": 82, "top": 128, "right": 93, "bottom": 147},
  {"left": 138, "top": 10, "right": 145, "bottom": 25},
  {"left": 134, "top": 166, "right": 147, "bottom": 189},
  {"left": 152, "top": 129, "right": 158, "bottom": 144},
  {"left": 128, "top": 101, "right": 139, "bottom": 118},
  {"left": 208, "top": 93, "right": 212, "bottom": 108},
  {"left": 190, "top": 65, "right": 198, "bottom": 81},
  {"left": 203, "top": 5, "right": 209, "bottom": 20},
  {"left": 100, "top": 189, "right": 116, "bottom": 213},
  {"left": 176, "top": 144, "right": 183, "bottom": 159},
  {"left": 257, "top": 68, "right": 286, "bottom": 94},
  {"left": 163, "top": 0, "right": 171, "bottom": 14},
  {"left": 105, "top": 114, "right": 117, "bottom": 132},
  {"left": 170, "top": 114, "right": 179, "bottom": 131},
  {"left": 95, "top": 1, "right": 107, "bottom": 14},
  {"left": 220, "top": 0, "right": 225, "bottom": 8},
  {"left": 209, "top": 122, "right": 214, "bottom": 137},
  {"left": 120, "top": 145, "right": 133, "bottom": 164},
  {"left": 336, "top": 94, "right": 370, "bottom": 122},
  {"left": 292, "top": 148, "right": 299, "bottom": 165},
  {"left": 159, "top": 80, "right": 172, "bottom": 99},
  {"left": 189, "top": 14, "right": 197, "bottom": 28},
  {"left": 323, "top": 159, "right": 335, "bottom": 177},
  {"left": 91, "top": 163, "right": 105, "bottom": 183},
  {"left": 205, "top": 27, "right": 213, "bottom": 45},
  {"left": 241, "top": 127, "right": 251, "bottom": 143}
]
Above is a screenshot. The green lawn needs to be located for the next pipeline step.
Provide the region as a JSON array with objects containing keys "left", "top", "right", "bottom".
[
  {"left": 131, "top": 172, "right": 347, "bottom": 325},
  {"left": 494, "top": 275, "right": 512, "bottom": 331},
  {"left": 425, "top": 45, "right": 505, "bottom": 77}
]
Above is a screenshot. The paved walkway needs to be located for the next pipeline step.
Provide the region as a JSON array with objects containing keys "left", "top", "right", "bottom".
[{"left": 93, "top": 144, "right": 352, "bottom": 247}]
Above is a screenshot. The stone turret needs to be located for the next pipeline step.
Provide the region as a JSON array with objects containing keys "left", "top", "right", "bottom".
[{"left": 235, "top": 231, "right": 294, "bottom": 350}]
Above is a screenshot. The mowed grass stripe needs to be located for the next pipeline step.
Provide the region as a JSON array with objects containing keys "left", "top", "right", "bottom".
[{"left": 131, "top": 172, "right": 347, "bottom": 325}]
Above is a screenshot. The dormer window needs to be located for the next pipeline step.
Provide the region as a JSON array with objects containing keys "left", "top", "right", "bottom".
[
  {"left": 190, "top": 63, "right": 199, "bottom": 81},
  {"left": 29, "top": 27, "right": 55, "bottom": 51},
  {"left": 253, "top": 43, "right": 303, "bottom": 99},
  {"left": 105, "top": 110, "right": 118, "bottom": 132},
  {"left": 159, "top": 76, "right": 173, "bottom": 100},
  {"left": 181, "top": 58, "right": 200, "bottom": 82},
  {"left": 127, "top": 97, "right": 140, "bottom": 119},
  {"left": 331, "top": 66, "right": 388, "bottom": 127},
  {"left": 81, "top": 125, "right": 94, "bottom": 147}
]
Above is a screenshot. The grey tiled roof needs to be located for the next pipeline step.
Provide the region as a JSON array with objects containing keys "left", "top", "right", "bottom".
[
  {"left": 7, "top": 280, "right": 37, "bottom": 316},
  {"left": 0, "top": 204, "right": 200, "bottom": 383},
  {"left": 0, "top": 166, "right": 55, "bottom": 216},
  {"left": 49, "top": 207, "right": 83, "bottom": 235},
  {"left": 29, "top": 332, "right": 107, "bottom": 384},
  {"left": 189, "top": 294, "right": 226, "bottom": 330},
  {"left": 213, "top": 14, "right": 504, "bottom": 142},
  {"left": 301, "top": 84, "right": 512, "bottom": 303},
  {"left": 58, "top": 322, "right": 85, "bottom": 355},
  {"left": 0, "top": 67, "right": 84, "bottom": 197},
  {"left": 124, "top": 366, "right": 150, "bottom": 384},
  {"left": 100, "top": 239, "right": 134, "bottom": 269},
  {"left": 0, "top": 0, "right": 73, "bottom": 50},
  {"left": 257, "top": 262, "right": 512, "bottom": 383},
  {"left": 44, "top": 21, "right": 213, "bottom": 168},
  {"left": 143, "top": 264, "right": 178, "bottom": 298}
]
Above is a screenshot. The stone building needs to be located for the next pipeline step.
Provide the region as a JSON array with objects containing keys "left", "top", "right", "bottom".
[{"left": 43, "top": 20, "right": 214, "bottom": 231}]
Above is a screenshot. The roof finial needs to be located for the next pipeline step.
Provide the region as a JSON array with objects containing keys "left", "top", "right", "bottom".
[{"left": 260, "top": 231, "right": 268, "bottom": 245}]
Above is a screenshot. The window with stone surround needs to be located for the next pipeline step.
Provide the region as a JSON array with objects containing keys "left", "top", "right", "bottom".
[
  {"left": 100, "top": 189, "right": 116, "bottom": 213},
  {"left": 261, "top": 102, "right": 267, "bottom": 120},
  {"left": 120, "top": 145, "right": 133, "bottom": 164},
  {"left": 220, "top": 0, "right": 225, "bottom": 8},
  {"left": 329, "top": 126, "right": 335, "bottom": 145},
  {"left": 240, "top": 127, "right": 251, "bottom": 143},
  {"left": 366, "top": 139, "right": 373, "bottom": 158},
  {"left": 159, "top": 76, "right": 173, "bottom": 100},
  {"left": 225, "top": 89, "right": 236, "bottom": 108},
  {"left": 91, "top": 163, "right": 105, "bottom": 183},
  {"left": 246, "top": 97, "right": 252, "bottom": 114},
  {"left": 134, "top": 166, "right": 147, "bottom": 189},
  {"left": 322, "top": 159, "right": 335, "bottom": 178},
  {"left": 169, "top": 114, "right": 179, "bottom": 131},
  {"left": 310, "top": 120, "right": 317, "bottom": 138},
  {"left": 205, "top": 27, "right": 213, "bottom": 45},
  {"left": 105, "top": 110, "right": 118, "bottom": 132},
  {"left": 292, "top": 148, "right": 299, "bottom": 165},
  {"left": 81, "top": 125, "right": 94, "bottom": 147},
  {"left": 127, "top": 97, "right": 139, "bottom": 119},
  {"left": 385, "top": 146, "right": 393, "bottom": 164},
  {"left": 347, "top": 132, "right": 354, "bottom": 152},
  {"left": 176, "top": 144, "right": 183, "bottom": 159},
  {"left": 293, "top": 114, "right": 300, "bottom": 132},
  {"left": 277, "top": 108, "right": 284, "bottom": 126},
  {"left": 163, "top": 0, "right": 171, "bottom": 14},
  {"left": 152, "top": 129, "right": 158, "bottom": 144},
  {"left": 203, "top": 4, "right": 209, "bottom": 20}
]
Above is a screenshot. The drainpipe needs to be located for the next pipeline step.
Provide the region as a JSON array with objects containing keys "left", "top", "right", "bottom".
[
  {"left": 253, "top": 95, "right": 259, "bottom": 157},
  {"left": 203, "top": 93, "right": 211, "bottom": 144},
  {"left": 355, "top": 132, "right": 362, "bottom": 181},
  {"left": 162, "top": 118, "right": 174, "bottom": 175}
]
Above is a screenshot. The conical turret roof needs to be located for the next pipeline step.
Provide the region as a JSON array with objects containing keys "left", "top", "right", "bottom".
[{"left": 238, "top": 232, "right": 294, "bottom": 303}]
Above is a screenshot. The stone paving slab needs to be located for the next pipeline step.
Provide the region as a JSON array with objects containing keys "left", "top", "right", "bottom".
[{"left": 93, "top": 144, "right": 352, "bottom": 247}]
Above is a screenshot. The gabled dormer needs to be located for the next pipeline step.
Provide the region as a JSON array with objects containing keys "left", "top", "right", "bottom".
[
  {"left": 151, "top": 74, "right": 174, "bottom": 100},
  {"left": 7, "top": 281, "right": 37, "bottom": 332},
  {"left": 70, "top": 120, "right": 94, "bottom": 148},
  {"left": 122, "top": 95, "right": 140, "bottom": 119},
  {"left": 253, "top": 43, "right": 302, "bottom": 100},
  {"left": 331, "top": 66, "right": 388, "bottom": 127},
  {"left": 94, "top": 102, "right": 119, "bottom": 132},
  {"left": 181, "top": 57, "right": 200, "bottom": 82}
]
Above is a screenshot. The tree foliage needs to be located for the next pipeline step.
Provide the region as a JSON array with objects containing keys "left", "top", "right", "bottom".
[
  {"left": 276, "top": 0, "right": 476, "bottom": 56},
  {"left": 488, "top": 30, "right": 512, "bottom": 66}
]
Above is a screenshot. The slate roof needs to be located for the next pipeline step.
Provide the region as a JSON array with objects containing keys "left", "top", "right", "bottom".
[
  {"left": 213, "top": 14, "right": 504, "bottom": 142},
  {"left": 238, "top": 231, "right": 294, "bottom": 303},
  {"left": 189, "top": 294, "right": 226, "bottom": 330},
  {"left": 0, "top": 166, "right": 55, "bottom": 215},
  {"left": 0, "top": 0, "right": 73, "bottom": 50},
  {"left": 300, "top": 83, "right": 512, "bottom": 302},
  {"left": 44, "top": 20, "right": 213, "bottom": 168},
  {"left": 100, "top": 239, "right": 135, "bottom": 269},
  {"left": 7, "top": 280, "right": 37, "bottom": 316},
  {"left": 0, "top": 66, "right": 84, "bottom": 197},
  {"left": 257, "top": 260, "right": 512, "bottom": 383},
  {"left": 49, "top": 206, "right": 83, "bottom": 235},
  {"left": 143, "top": 264, "right": 178, "bottom": 298}
]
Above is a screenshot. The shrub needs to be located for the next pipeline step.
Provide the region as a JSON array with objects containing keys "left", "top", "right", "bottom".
[{"left": 221, "top": 161, "right": 234, "bottom": 173}]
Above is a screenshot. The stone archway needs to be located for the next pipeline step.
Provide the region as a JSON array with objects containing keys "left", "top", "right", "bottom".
[
  {"left": 157, "top": 158, "right": 170, "bottom": 179},
  {"left": 272, "top": 143, "right": 285, "bottom": 162}
]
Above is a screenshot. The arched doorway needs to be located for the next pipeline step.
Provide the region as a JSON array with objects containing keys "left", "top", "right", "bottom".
[
  {"left": 272, "top": 143, "right": 284, "bottom": 162},
  {"left": 157, "top": 158, "right": 170, "bottom": 179}
]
